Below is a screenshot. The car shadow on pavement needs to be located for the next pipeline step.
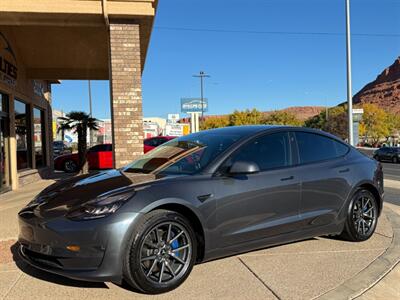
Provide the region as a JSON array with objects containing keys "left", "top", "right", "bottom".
[{"left": 10, "top": 242, "right": 109, "bottom": 289}]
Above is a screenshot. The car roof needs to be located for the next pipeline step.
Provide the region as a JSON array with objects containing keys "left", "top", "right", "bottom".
[{"left": 196, "top": 125, "right": 345, "bottom": 142}]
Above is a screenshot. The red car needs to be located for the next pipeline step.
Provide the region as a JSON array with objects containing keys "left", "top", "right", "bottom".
[
  {"left": 55, "top": 137, "right": 176, "bottom": 173},
  {"left": 54, "top": 144, "right": 113, "bottom": 173},
  {"left": 143, "top": 136, "right": 176, "bottom": 153}
]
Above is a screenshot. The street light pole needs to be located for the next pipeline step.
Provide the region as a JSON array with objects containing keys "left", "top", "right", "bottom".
[
  {"left": 345, "top": 0, "right": 354, "bottom": 145},
  {"left": 193, "top": 71, "right": 210, "bottom": 121}
]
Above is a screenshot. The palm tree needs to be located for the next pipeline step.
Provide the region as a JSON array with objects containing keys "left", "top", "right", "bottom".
[{"left": 57, "top": 111, "right": 99, "bottom": 173}]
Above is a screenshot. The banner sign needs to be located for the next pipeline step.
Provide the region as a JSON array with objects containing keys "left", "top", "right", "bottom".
[
  {"left": 181, "top": 98, "right": 208, "bottom": 113},
  {"left": 0, "top": 32, "right": 18, "bottom": 87}
]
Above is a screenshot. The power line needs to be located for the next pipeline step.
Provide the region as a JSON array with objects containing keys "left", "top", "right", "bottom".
[{"left": 154, "top": 26, "right": 400, "bottom": 38}]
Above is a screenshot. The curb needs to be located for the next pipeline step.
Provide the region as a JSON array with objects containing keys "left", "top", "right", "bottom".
[{"left": 316, "top": 207, "right": 400, "bottom": 300}]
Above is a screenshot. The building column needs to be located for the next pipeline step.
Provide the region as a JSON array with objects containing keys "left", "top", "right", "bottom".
[{"left": 109, "top": 22, "right": 143, "bottom": 169}]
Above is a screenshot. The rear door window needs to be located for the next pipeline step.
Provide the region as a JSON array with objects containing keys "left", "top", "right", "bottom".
[{"left": 295, "top": 132, "right": 349, "bottom": 164}]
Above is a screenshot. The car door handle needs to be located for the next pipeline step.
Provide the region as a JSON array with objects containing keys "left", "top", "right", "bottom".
[
  {"left": 339, "top": 168, "right": 350, "bottom": 173},
  {"left": 280, "top": 176, "right": 294, "bottom": 181}
]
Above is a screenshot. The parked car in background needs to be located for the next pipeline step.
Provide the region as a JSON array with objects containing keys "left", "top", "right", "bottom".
[
  {"left": 21, "top": 126, "right": 383, "bottom": 294},
  {"left": 373, "top": 147, "right": 400, "bottom": 163},
  {"left": 54, "top": 144, "right": 113, "bottom": 172},
  {"left": 55, "top": 137, "right": 176, "bottom": 172},
  {"left": 53, "top": 141, "right": 72, "bottom": 157},
  {"left": 144, "top": 136, "right": 176, "bottom": 153}
]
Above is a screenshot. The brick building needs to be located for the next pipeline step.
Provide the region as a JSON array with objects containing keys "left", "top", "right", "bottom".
[{"left": 0, "top": 0, "right": 157, "bottom": 192}]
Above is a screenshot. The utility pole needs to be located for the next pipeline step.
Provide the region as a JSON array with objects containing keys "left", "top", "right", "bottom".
[
  {"left": 88, "top": 80, "right": 94, "bottom": 146},
  {"left": 345, "top": 0, "right": 354, "bottom": 145},
  {"left": 193, "top": 71, "right": 210, "bottom": 121}
]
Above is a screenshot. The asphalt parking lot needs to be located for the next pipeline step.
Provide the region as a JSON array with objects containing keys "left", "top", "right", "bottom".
[{"left": 382, "top": 162, "right": 400, "bottom": 181}]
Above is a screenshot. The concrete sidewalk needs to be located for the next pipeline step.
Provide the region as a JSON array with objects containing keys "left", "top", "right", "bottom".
[{"left": 0, "top": 179, "right": 399, "bottom": 300}]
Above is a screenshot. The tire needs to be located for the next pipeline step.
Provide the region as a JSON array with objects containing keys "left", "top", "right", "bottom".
[
  {"left": 339, "top": 189, "right": 378, "bottom": 242},
  {"left": 393, "top": 156, "right": 398, "bottom": 164},
  {"left": 373, "top": 155, "right": 380, "bottom": 161},
  {"left": 123, "top": 210, "right": 197, "bottom": 294},
  {"left": 63, "top": 160, "right": 78, "bottom": 173}
]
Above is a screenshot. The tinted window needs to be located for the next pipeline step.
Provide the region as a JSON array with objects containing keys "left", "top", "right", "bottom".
[
  {"left": 295, "top": 132, "right": 348, "bottom": 164},
  {"left": 229, "top": 132, "right": 291, "bottom": 171},
  {"left": 153, "top": 137, "right": 167, "bottom": 147},
  {"left": 144, "top": 138, "right": 159, "bottom": 147},
  {"left": 89, "top": 144, "right": 111, "bottom": 152}
]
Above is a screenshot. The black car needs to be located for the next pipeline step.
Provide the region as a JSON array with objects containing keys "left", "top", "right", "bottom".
[
  {"left": 18, "top": 126, "right": 384, "bottom": 294},
  {"left": 373, "top": 147, "right": 400, "bottom": 163}
]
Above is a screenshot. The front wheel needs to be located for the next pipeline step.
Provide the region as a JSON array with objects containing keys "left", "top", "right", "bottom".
[
  {"left": 123, "top": 210, "right": 197, "bottom": 294},
  {"left": 339, "top": 189, "right": 378, "bottom": 242}
]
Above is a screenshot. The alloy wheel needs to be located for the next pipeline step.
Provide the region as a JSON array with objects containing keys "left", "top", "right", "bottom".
[
  {"left": 139, "top": 222, "right": 192, "bottom": 285},
  {"left": 352, "top": 195, "right": 376, "bottom": 236},
  {"left": 64, "top": 160, "right": 77, "bottom": 172}
]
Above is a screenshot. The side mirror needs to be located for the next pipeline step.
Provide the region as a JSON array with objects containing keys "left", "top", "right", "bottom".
[{"left": 229, "top": 161, "right": 260, "bottom": 175}]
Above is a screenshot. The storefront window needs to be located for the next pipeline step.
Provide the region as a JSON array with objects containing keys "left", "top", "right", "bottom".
[
  {"left": 33, "top": 108, "right": 46, "bottom": 168},
  {"left": 1, "top": 93, "right": 11, "bottom": 193},
  {"left": 14, "top": 99, "right": 31, "bottom": 170}
]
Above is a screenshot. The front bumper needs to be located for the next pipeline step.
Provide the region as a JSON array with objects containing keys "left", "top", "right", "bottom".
[{"left": 18, "top": 211, "right": 141, "bottom": 283}]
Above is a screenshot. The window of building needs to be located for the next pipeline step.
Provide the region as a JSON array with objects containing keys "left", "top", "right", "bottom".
[
  {"left": 0, "top": 93, "right": 11, "bottom": 193},
  {"left": 33, "top": 107, "right": 46, "bottom": 168},
  {"left": 14, "top": 99, "right": 31, "bottom": 170},
  {"left": 229, "top": 132, "right": 291, "bottom": 171},
  {"left": 295, "top": 132, "right": 349, "bottom": 164}
]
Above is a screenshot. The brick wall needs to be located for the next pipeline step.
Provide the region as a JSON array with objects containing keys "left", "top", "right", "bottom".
[{"left": 109, "top": 22, "right": 144, "bottom": 168}]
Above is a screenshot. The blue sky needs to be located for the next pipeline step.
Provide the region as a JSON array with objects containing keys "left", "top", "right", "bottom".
[{"left": 52, "top": 0, "right": 400, "bottom": 119}]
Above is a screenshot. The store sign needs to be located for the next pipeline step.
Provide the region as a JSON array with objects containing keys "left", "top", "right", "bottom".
[
  {"left": 181, "top": 98, "right": 208, "bottom": 113},
  {"left": 167, "top": 113, "right": 180, "bottom": 123},
  {"left": 165, "top": 124, "right": 185, "bottom": 137},
  {"left": 0, "top": 32, "right": 18, "bottom": 87}
]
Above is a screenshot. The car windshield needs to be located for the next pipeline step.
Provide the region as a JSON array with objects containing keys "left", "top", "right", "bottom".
[{"left": 123, "top": 132, "right": 242, "bottom": 175}]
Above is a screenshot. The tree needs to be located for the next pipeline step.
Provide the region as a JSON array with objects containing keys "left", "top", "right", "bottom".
[
  {"left": 387, "top": 112, "right": 400, "bottom": 138},
  {"left": 360, "top": 104, "right": 389, "bottom": 145},
  {"left": 228, "top": 109, "right": 262, "bottom": 126},
  {"left": 263, "top": 111, "right": 303, "bottom": 126},
  {"left": 200, "top": 115, "right": 229, "bottom": 130},
  {"left": 58, "top": 111, "right": 99, "bottom": 173},
  {"left": 304, "top": 106, "right": 348, "bottom": 139}
]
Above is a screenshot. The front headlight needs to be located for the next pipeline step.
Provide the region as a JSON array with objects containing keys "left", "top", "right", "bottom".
[{"left": 67, "top": 191, "right": 134, "bottom": 220}]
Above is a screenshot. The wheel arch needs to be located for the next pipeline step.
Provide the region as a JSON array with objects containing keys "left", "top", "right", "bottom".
[
  {"left": 144, "top": 201, "right": 206, "bottom": 263},
  {"left": 357, "top": 182, "right": 383, "bottom": 216}
]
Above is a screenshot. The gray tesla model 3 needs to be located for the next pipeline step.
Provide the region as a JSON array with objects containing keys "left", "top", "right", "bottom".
[{"left": 18, "top": 126, "right": 384, "bottom": 294}]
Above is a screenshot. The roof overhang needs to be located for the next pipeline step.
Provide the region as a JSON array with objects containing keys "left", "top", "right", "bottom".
[{"left": 0, "top": 0, "right": 157, "bottom": 80}]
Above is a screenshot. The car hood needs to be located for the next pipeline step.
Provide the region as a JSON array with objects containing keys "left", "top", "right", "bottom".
[{"left": 24, "top": 170, "right": 162, "bottom": 219}]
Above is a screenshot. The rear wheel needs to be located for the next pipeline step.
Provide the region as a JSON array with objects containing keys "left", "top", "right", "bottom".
[
  {"left": 339, "top": 189, "right": 378, "bottom": 242},
  {"left": 123, "top": 210, "right": 197, "bottom": 294},
  {"left": 63, "top": 160, "right": 78, "bottom": 173}
]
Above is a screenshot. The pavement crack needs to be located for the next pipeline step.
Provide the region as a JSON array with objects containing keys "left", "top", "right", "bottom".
[
  {"left": 238, "top": 257, "right": 281, "bottom": 300},
  {"left": 374, "top": 232, "right": 393, "bottom": 239},
  {"left": 2, "top": 272, "right": 22, "bottom": 300}
]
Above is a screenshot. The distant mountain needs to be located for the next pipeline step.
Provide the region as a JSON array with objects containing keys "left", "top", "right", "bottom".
[{"left": 353, "top": 57, "right": 400, "bottom": 113}]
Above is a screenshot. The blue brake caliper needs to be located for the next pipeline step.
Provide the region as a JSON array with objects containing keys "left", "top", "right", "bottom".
[{"left": 170, "top": 232, "right": 180, "bottom": 251}]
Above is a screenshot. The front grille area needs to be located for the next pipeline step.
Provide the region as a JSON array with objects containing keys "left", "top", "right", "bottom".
[{"left": 21, "top": 246, "right": 63, "bottom": 269}]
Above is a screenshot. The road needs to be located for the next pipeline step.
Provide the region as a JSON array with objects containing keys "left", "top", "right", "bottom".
[{"left": 382, "top": 162, "right": 400, "bottom": 181}]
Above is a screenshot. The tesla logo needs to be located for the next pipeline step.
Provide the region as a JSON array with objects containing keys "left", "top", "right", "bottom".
[{"left": 0, "top": 32, "right": 18, "bottom": 86}]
